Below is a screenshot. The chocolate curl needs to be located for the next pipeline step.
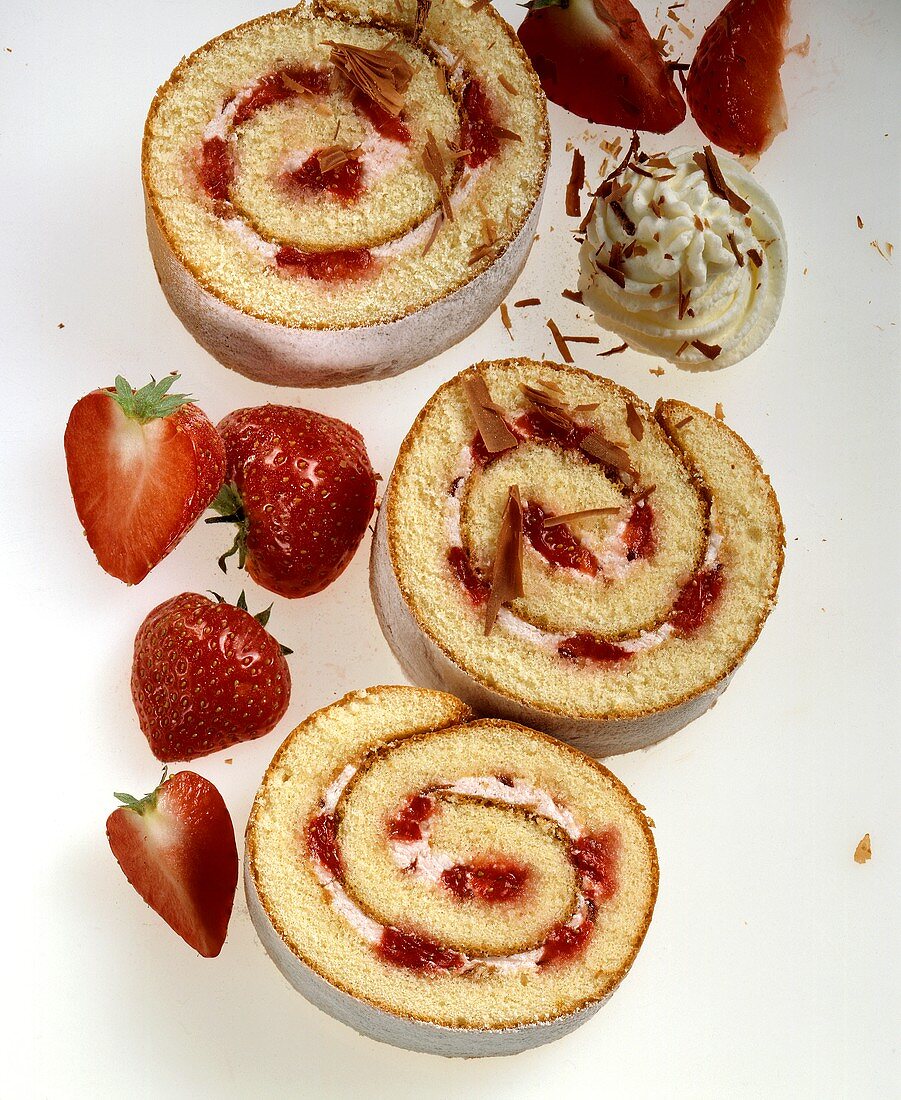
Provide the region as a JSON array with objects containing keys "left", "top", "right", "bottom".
[
  {"left": 485, "top": 486, "right": 524, "bottom": 635},
  {"left": 461, "top": 371, "right": 518, "bottom": 454}
]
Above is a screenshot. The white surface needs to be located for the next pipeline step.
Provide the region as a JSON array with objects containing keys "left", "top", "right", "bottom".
[{"left": 1, "top": 1, "right": 898, "bottom": 1096}]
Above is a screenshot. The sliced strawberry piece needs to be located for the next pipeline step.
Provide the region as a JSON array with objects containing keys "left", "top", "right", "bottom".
[
  {"left": 106, "top": 769, "right": 238, "bottom": 957},
  {"left": 64, "top": 375, "right": 225, "bottom": 584},
  {"left": 209, "top": 405, "right": 377, "bottom": 598},
  {"left": 518, "top": 0, "right": 686, "bottom": 132},
  {"left": 131, "top": 592, "right": 292, "bottom": 762},
  {"left": 687, "top": 0, "right": 792, "bottom": 157}
]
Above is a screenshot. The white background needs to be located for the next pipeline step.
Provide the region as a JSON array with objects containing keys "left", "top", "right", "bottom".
[{"left": 2, "top": 0, "right": 899, "bottom": 1096}]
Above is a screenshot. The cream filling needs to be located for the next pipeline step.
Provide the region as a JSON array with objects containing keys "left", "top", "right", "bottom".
[
  {"left": 308, "top": 771, "right": 594, "bottom": 973},
  {"left": 445, "top": 446, "right": 722, "bottom": 653},
  {"left": 578, "top": 147, "right": 786, "bottom": 369}
]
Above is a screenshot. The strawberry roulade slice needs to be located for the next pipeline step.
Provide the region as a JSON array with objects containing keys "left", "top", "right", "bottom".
[
  {"left": 245, "top": 686, "right": 657, "bottom": 1056},
  {"left": 371, "top": 358, "right": 784, "bottom": 757},
  {"left": 142, "top": 0, "right": 548, "bottom": 387}
]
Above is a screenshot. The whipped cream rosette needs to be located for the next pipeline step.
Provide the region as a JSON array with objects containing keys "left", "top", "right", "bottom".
[
  {"left": 371, "top": 359, "right": 785, "bottom": 756},
  {"left": 579, "top": 145, "right": 786, "bottom": 368},
  {"left": 142, "top": 0, "right": 548, "bottom": 386},
  {"left": 245, "top": 686, "right": 657, "bottom": 1056}
]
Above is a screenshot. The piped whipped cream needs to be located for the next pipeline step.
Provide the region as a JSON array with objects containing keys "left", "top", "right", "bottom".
[{"left": 579, "top": 147, "right": 786, "bottom": 368}]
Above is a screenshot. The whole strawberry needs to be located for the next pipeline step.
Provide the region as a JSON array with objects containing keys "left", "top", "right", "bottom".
[
  {"left": 107, "top": 768, "right": 238, "bottom": 957},
  {"left": 132, "top": 591, "right": 291, "bottom": 761},
  {"left": 64, "top": 374, "right": 225, "bottom": 584},
  {"left": 209, "top": 405, "right": 377, "bottom": 598}
]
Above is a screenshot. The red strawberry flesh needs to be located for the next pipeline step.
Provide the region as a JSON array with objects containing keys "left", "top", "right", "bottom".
[
  {"left": 106, "top": 770, "right": 238, "bottom": 958},
  {"left": 687, "top": 0, "right": 791, "bottom": 156},
  {"left": 518, "top": 0, "right": 686, "bottom": 132}
]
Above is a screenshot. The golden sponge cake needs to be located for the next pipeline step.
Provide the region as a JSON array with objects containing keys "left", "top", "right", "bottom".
[
  {"left": 371, "top": 359, "right": 784, "bottom": 756},
  {"left": 245, "top": 686, "right": 657, "bottom": 1056},
  {"left": 142, "top": 1, "right": 549, "bottom": 386}
]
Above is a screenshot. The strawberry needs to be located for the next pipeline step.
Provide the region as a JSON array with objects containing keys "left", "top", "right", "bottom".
[
  {"left": 64, "top": 375, "right": 225, "bottom": 585},
  {"left": 208, "top": 405, "right": 377, "bottom": 598},
  {"left": 517, "top": 0, "right": 686, "bottom": 132},
  {"left": 132, "top": 591, "right": 291, "bottom": 762},
  {"left": 106, "top": 768, "right": 238, "bottom": 957},
  {"left": 687, "top": 0, "right": 791, "bottom": 157}
]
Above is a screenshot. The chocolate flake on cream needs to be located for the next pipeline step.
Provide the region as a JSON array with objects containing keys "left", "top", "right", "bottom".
[{"left": 566, "top": 149, "right": 586, "bottom": 217}]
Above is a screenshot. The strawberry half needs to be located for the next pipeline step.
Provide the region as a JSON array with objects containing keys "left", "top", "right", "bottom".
[
  {"left": 517, "top": 0, "right": 686, "bottom": 132},
  {"left": 687, "top": 0, "right": 792, "bottom": 157},
  {"left": 208, "top": 405, "right": 377, "bottom": 599},
  {"left": 64, "top": 375, "right": 225, "bottom": 584},
  {"left": 106, "top": 769, "right": 238, "bottom": 958},
  {"left": 132, "top": 591, "right": 291, "bottom": 762}
]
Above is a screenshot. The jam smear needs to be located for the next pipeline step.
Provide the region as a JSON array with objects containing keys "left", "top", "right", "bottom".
[
  {"left": 275, "top": 245, "right": 375, "bottom": 281},
  {"left": 387, "top": 793, "right": 436, "bottom": 843},
  {"left": 441, "top": 859, "right": 530, "bottom": 903},
  {"left": 307, "top": 813, "right": 342, "bottom": 880},
  {"left": 539, "top": 908, "right": 596, "bottom": 966},
  {"left": 199, "top": 136, "right": 234, "bottom": 201},
  {"left": 355, "top": 94, "right": 412, "bottom": 143},
  {"left": 232, "top": 67, "right": 330, "bottom": 127},
  {"left": 669, "top": 564, "right": 724, "bottom": 635},
  {"left": 288, "top": 152, "right": 364, "bottom": 202},
  {"left": 570, "top": 829, "right": 620, "bottom": 903},
  {"left": 460, "top": 79, "right": 501, "bottom": 168},
  {"left": 447, "top": 546, "right": 490, "bottom": 606},
  {"left": 622, "top": 499, "right": 655, "bottom": 561},
  {"left": 377, "top": 926, "right": 465, "bottom": 973},
  {"left": 558, "top": 634, "right": 632, "bottom": 663},
  {"left": 523, "top": 501, "right": 599, "bottom": 576}
]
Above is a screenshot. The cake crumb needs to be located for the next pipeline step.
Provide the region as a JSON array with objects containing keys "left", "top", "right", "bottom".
[
  {"left": 853, "top": 833, "right": 871, "bottom": 863},
  {"left": 224, "top": 758, "right": 233, "bottom": 765},
  {"left": 714, "top": 402, "right": 725, "bottom": 420},
  {"left": 650, "top": 366, "right": 665, "bottom": 376}
]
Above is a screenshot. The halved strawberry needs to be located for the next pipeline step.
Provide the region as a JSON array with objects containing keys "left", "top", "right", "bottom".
[
  {"left": 517, "top": 0, "right": 686, "bottom": 132},
  {"left": 106, "top": 769, "right": 238, "bottom": 958},
  {"left": 64, "top": 375, "right": 225, "bottom": 584},
  {"left": 687, "top": 0, "right": 792, "bottom": 157}
]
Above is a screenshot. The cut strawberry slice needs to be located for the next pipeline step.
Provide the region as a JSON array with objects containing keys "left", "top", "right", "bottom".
[
  {"left": 64, "top": 375, "right": 225, "bottom": 584},
  {"left": 687, "top": 0, "right": 792, "bottom": 157},
  {"left": 106, "top": 769, "right": 238, "bottom": 957},
  {"left": 517, "top": 0, "right": 686, "bottom": 133}
]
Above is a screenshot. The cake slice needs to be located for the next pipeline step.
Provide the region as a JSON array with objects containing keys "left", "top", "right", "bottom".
[
  {"left": 142, "top": 0, "right": 549, "bottom": 386},
  {"left": 245, "top": 685, "right": 657, "bottom": 1056},
  {"left": 371, "top": 358, "right": 785, "bottom": 756}
]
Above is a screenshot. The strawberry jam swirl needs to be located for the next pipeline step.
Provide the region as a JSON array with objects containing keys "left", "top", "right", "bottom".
[
  {"left": 194, "top": 54, "right": 509, "bottom": 284},
  {"left": 444, "top": 402, "right": 724, "bottom": 661},
  {"left": 306, "top": 767, "right": 620, "bottom": 974}
]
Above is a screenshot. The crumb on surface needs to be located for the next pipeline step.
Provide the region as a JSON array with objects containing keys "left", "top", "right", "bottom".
[{"left": 854, "top": 833, "right": 871, "bottom": 864}]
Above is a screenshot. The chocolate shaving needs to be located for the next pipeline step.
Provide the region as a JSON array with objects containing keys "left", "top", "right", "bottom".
[
  {"left": 315, "top": 145, "right": 362, "bottom": 174},
  {"left": 413, "top": 0, "right": 431, "bottom": 40},
  {"left": 577, "top": 196, "right": 598, "bottom": 235},
  {"left": 726, "top": 232, "right": 745, "bottom": 266},
  {"left": 856, "top": 214, "right": 864, "bottom": 229},
  {"left": 628, "top": 162, "right": 655, "bottom": 178},
  {"left": 498, "top": 74, "right": 519, "bottom": 96},
  {"left": 546, "top": 318, "right": 574, "bottom": 363},
  {"left": 326, "top": 41, "right": 413, "bottom": 117},
  {"left": 625, "top": 402, "right": 644, "bottom": 441},
  {"left": 747, "top": 248, "right": 763, "bottom": 268},
  {"left": 674, "top": 341, "right": 690, "bottom": 357},
  {"left": 563, "top": 335, "right": 599, "bottom": 344},
  {"left": 714, "top": 402, "right": 725, "bottom": 420},
  {"left": 422, "top": 210, "right": 444, "bottom": 256},
  {"left": 462, "top": 371, "right": 518, "bottom": 454},
  {"left": 598, "top": 343, "right": 629, "bottom": 357},
  {"left": 514, "top": 297, "right": 541, "bottom": 307},
  {"left": 631, "top": 483, "right": 656, "bottom": 504},
  {"left": 562, "top": 289, "right": 584, "bottom": 303},
  {"left": 596, "top": 260, "right": 626, "bottom": 289},
  {"left": 602, "top": 130, "right": 640, "bottom": 186},
  {"left": 422, "top": 130, "right": 453, "bottom": 221},
  {"left": 645, "top": 154, "right": 675, "bottom": 169},
  {"left": 492, "top": 125, "right": 522, "bottom": 144},
  {"left": 673, "top": 414, "right": 693, "bottom": 429},
  {"left": 677, "top": 271, "right": 690, "bottom": 319},
  {"left": 500, "top": 302, "right": 513, "bottom": 340},
  {"left": 692, "top": 146, "right": 751, "bottom": 215},
  {"left": 579, "top": 432, "right": 634, "bottom": 476},
  {"left": 484, "top": 486, "right": 524, "bottom": 635},
  {"left": 649, "top": 284, "right": 663, "bottom": 298},
  {"left": 609, "top": 199, "right": 636, "bottom": 236},
  {"left": 571, "top": 401, "right": 601, "bottom": 412},
  {"left": 692, "top": 339, "right": 722, "bottom": 360},
  {"left": 566, "top": 149, "right": 586, "bottom": 217},
  {"left": 542, "top": 507, "right": 620, "bottom": 528},
  {"left": 608, "top": 241, "right": 624, "bottom": 270}
]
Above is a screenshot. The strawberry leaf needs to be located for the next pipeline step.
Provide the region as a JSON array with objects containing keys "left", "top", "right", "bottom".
[
  {"left": 113, "top": 766, "right": 168, "bottom": 813},
  {"left": 107, "top": 374, "right": 194, "bottom": 424}
]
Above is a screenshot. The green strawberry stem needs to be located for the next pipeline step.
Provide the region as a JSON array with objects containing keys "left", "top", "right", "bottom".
[
  {"left": 206, "top": 482, "right": 249, "bottom": 574},
  {"left": 206, "top": 590, "right": 292, "bottom": 656},
  {"left": 107, "top": 374, "right": 194, "bottom": 423},
  {"left": 113, "top": 766, "right": 169, "bottom": 814}
]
